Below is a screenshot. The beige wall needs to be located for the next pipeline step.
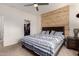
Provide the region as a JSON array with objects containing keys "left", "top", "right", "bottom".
[{"left": 41, "top": 6, "right": 69, "bottom": 37}]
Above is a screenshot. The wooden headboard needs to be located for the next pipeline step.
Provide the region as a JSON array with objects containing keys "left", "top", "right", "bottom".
[{"left": 42, "top": 27, "right": 64, "bottom": 35}]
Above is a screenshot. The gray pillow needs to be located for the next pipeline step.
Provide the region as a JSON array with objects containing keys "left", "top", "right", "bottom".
[
  {"left": 45, "top": 31, "right": 50, "bottom": 35},
  {"left": 50, "top": 30, "right": 55, "bottom": 35},
  {"left": 54, "top": 32, "right": 63, "bottom": 36},
  {"left": 41, "top": 31, "right": 46, "bottom": 35}
]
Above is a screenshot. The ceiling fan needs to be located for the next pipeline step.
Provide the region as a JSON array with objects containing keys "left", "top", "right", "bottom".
[{"left": 24, "top": 3, "right": 49, "bottom": 11}]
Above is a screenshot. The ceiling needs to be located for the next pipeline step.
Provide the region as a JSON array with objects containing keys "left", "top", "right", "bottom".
[
  {"left": 0, "top": 3, "right": 69, "bottom": 14},
  {"left": 1, "top": 3, "right": 51, "bottom": 14}
]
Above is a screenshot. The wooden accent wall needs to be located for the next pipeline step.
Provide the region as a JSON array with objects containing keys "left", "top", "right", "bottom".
[{"left": 41, "top": 6, "right": 69, "bottom": 37}]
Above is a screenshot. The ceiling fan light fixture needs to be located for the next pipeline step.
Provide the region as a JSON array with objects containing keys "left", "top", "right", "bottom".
[
  {"left": 34, "top": 3, "right": 38, "bottom": 7},
  {"left": 24, "top": 3, "right": 49, "bottom": 11}
]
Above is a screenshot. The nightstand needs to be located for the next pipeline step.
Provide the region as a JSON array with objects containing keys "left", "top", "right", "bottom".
[
  {"left": 65, "top": 36, "right": 79, "bottom": 50},
  {"left": 76, "top": 39, "right": 79, "bottom": 56}
]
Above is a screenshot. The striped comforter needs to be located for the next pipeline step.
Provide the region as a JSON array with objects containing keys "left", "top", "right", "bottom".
[{"left": 21, "top": 34, "right": 64, "bottom": 56}]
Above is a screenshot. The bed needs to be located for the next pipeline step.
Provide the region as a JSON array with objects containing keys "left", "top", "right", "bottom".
[{"left": 21, "top": 27, "right": 65, "bottom": 56}]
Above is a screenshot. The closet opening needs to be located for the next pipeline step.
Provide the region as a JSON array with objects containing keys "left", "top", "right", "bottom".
[{"left": 24, "top": 20, "right": 30, "bottom": 36}]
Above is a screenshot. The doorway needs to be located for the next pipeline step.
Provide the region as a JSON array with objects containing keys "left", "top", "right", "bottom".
[{"left": 24, "top": 20, "right": 30, "bottom": 36}]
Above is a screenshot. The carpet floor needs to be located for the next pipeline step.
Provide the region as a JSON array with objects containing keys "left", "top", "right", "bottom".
[{"left": 0, "top": 43, "right": 78, "bottom": 56}]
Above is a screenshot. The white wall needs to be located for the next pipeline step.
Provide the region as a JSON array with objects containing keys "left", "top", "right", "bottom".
[
  {"left": 0, "top": 16, "right": 4, "bottom": 40},
  {"left": 0, "top": 5, "right": 40, "bottom": 46},
  {"left": 69, "top": 4, "right": 79, "bottom": 36},
  {"left": 35, "top": 15, "right": 41, "bottom": 34},
  {"left": 0, "top": 16, "right": 2, "bottom": 40}
]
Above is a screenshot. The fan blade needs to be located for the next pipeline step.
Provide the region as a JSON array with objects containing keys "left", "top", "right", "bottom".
[
  {"left": 38, "top": 3, "right": 49, "bottom": 5},
  {"left": 36, "top": 7, "right": 39, "bottom": 11},
  {"left": 24, "top": 4, "right": 33, "bottom": 6}
]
